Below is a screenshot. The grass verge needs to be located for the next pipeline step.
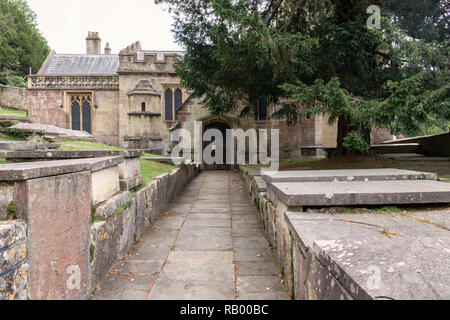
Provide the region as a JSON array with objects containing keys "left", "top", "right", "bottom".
[
  {"left": 0, "top": 107, "right": 27, "bottom": 118},
  {"left": 140, "top": 159, "right": 177, "bottom": 186}
]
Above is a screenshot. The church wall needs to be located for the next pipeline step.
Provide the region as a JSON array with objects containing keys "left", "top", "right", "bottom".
[
  {"left": 28, "top": 90, "right": 66, "bottom": 128},
  {"left": 92, "top": 91, "right": 120, "bottom": 146},
  {"left": 118, "top": 73, "right": 190, "bottom": 150},
  {"left": 320, "top": 114, "right": 338, "bottom": 148},
  {"left": 176, "top": 97, "right": 306, "bottom": 160}
]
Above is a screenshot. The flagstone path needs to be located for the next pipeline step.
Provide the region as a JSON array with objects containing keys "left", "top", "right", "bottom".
[{"left": 91, "top": 170, "right": 288, "bottom": 300}]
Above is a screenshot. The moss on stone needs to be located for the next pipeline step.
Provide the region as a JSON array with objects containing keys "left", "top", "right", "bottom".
[
  {"left": 114, "top": 200, "right": 132, "bottom": 217},
  {"left": 6, "top": 201, "right": 17, "bottom": 220},
  {"left": 90, "top": 245, "right": 95, "bottom": 263}
]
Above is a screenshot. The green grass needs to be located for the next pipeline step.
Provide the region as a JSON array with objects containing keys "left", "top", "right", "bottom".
[
  {"left": 376, "top": 206, "right": 402, "bottom": 216},
  {"left": 56, "top": 140, "right": 172, "bottom": 185},
  {"left": 0, "top": 134, "right": 22, "bottom": 141},
  {"left": 57, "top": 141, "right": 160, "bottom": 158},
  {"left": 0, "top": 158, "right": 5, "bottom": 164},
  {"left": 140, "top": 159, "right": 177, "bottom": 185},
  {"left": 142, "top": 153, "right": 160, "bottom": 158},
  {"left": 280, "top": 158, "right": 322, "bottom": 165},
  {"left": 0, "top": 107, "right": 27, "bottom": 118}
]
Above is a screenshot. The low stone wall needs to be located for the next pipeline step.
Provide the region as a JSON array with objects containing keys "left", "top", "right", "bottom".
[
  {"left": 90, "top": 163, "right": 199, "bottom": 290},
  {"left": 239, "top": 166, "right": 450, "bottom": 300},
  {"left": 0, "top": 155, "right": 199, "bottom": 300},
  {"left": 0, "top": 85, "right": 27, "bottom": 111}
]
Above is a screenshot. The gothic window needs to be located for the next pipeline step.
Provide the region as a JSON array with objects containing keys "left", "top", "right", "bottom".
[
  {"left": 174, "top": 88, "right": 183, "bottom": 120},
  {"left": 71, "top": 96, "right": 81, "bottom": 131},
  {"left": 165, "top": 88, "right": 173, "bottom": 121},
  {"left": 71, "top": 94, "right": 92, "bottom": 134},
  {"left": 82, "top": 96, "right": 92, "bottom": 134},
  {"left": 141, "top": 102, "right": 146, "bottom": 112}
]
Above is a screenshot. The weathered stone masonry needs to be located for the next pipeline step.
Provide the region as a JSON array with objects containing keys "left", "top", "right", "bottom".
[
  {"left": 0, "top": 155, "right": 199, "bottom": 300},
  {"left": 240, "top": 167, "right": 450, "bottom": 300}
]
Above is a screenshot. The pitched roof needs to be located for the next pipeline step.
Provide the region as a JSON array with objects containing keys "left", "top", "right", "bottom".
[{"left": 39, "top": 54, "right": 120, "bottom": 76}]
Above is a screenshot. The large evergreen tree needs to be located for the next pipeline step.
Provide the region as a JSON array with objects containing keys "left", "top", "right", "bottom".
[
  {"left": 156, "top": 0, "right": 449, "bottom": 155},
  {"left": 0, "top": 0, "right": 50, "bottom": 87}
]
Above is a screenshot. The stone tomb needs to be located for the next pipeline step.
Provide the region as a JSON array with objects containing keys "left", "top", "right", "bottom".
[
  {"left": 263, "top": 168, "right": 450, "bottom": 207},
  {"left": 262, "top": 168, "right": 437, "bottom": 184},
  {"left": 243, "top": 168, "right": 450, "bottom": 300}
]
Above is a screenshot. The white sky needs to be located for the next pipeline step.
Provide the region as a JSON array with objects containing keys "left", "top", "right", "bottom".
[{"left": 27, "top": 0, "right": 182, "bottom": 54}]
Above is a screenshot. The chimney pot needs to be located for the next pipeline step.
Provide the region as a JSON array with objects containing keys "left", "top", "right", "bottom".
[
  {"left": 105, "top": 42, "right": 111, "bottom": 55},
  {"left": 86, "top": 31, "right": 101, "bottom": 54}
]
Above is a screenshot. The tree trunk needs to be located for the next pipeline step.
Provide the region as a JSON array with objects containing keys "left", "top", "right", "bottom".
[{"left": 336, "top": 116, "right": 351, "bottom": 157}]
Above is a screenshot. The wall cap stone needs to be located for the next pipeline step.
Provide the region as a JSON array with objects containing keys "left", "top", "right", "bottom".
[
  {"left": 0, "top": 156, "right": 123, "bottom": 181},
  {"left": 0, "top": 150, "right": 144, "bottom": 160}
]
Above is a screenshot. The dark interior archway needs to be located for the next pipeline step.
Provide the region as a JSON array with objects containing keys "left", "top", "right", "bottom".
[{"left": 203, "top": 121, "right": 231, "bottom": 170}]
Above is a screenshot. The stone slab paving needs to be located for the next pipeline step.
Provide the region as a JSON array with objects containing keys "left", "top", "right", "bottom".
[{"left": 92, "top": 171, "right": 288, "bottom": 300}]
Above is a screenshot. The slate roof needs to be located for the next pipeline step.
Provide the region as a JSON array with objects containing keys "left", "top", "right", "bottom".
[{"left": 39, "top": 54, "right": 120, "bottom": 76}]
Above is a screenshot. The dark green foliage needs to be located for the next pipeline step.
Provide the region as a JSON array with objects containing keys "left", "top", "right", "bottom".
[
  {"left": 0, "top": 121, "right": 16, "bottom": 128},
  {"left": 90, "top": 245, "right": 95, "bottom": 263},
  {"left": 0, "top": 128, "right": 34, "bottom": 139},
  {"left": 0, "top": 0, "right": 50, "bottom": 86},
  {"left": 156, "top": 0, "right": 449, "bottom": 154}
]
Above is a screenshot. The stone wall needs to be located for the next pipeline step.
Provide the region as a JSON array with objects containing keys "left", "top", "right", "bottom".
[
  {"left": 28, "top": 90, "right": 66, "bottom": 127},
  {"left": 0, "top": 85, "right": 28, "bottom": 111},
  {"left": 0, "top": 221, "right": 28, "bottom": 300},
  {"left": 0, "top": 155, "right": 199, "bottom": 300},
  {"left": 90, "top": 162, "right": 199, "bottom": 290}
]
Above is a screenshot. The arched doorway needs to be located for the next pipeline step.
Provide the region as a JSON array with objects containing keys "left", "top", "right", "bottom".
[{"left": 203, "top": 121, "right": 231, "bottom": 170}]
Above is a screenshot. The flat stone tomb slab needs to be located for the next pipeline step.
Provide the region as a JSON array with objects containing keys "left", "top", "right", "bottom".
[
  {"left": 285, "top": 211, "right": 450, "bottom": 300},
  {"left": 272, "top": 180, "right": 450, "bottom": 207},
  {"left": 263, "top": 168, "right": 437, "bottom": 184}
]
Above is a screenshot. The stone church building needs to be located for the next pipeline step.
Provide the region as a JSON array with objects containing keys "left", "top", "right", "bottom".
[{"left": 27, "top": 32, "right": 342, "bottom": 158}]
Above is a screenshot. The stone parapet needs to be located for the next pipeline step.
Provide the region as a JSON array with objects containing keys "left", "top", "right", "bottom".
[{"left": 28, "top": 75, "right": 119, "bottom": 90}]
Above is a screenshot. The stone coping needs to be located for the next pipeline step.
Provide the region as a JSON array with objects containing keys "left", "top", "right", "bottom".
[
  {"left": 0, "top": 149, "right": 144, "bottom": 159},
  {"left": 0, "top": 156, "right": 123, "bottom": 181},
  {"left": 0, "top": 116, "right": 30, "bottom": 122},
  {"left": 262, "top": 169, "right": 437, "bottom": 184},
  {"left": 271, "top": 180, "right": 450, "bottom": 207},
  {"left": 285, "top": 211, "right": 450, "bottom": 300}
]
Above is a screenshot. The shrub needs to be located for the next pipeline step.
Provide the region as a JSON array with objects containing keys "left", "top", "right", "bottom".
[
  {"left": 0, "top": 121, "right": 16, "bottom": 128},
  {"left": 0, "top": 128, "right": 34, "bottom": 140},
  {"left": 342, "top": 131, "right": 370, "bottom": 155}
]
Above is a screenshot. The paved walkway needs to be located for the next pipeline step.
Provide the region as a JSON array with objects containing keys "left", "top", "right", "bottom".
[{"left": 92, "top": 171, "right": 288, "bottom": 300}]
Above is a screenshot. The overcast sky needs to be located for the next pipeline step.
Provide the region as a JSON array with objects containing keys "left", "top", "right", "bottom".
[{"left": 27, "top": 0, "right": 182, "bottom": 54}]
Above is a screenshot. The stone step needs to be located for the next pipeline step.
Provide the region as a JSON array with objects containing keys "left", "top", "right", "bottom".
[
  {"left": 263, "top": 168, "right": 437, "bottom": 184},
  {"left": 271, "top": 180, "right": 450, "bottom": 207}
]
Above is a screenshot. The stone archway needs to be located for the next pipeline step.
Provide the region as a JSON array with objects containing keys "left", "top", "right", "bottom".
[{"left": 203, "top": 120, "right": 231, "bottom": 170}]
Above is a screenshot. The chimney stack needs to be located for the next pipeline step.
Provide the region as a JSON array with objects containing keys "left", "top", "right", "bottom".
[
  {"left": 104, "top": 42, "right": 111, "bottom": 55},
  {"left": 86, "top": 31, "right": 101, "bottom": 54}
]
